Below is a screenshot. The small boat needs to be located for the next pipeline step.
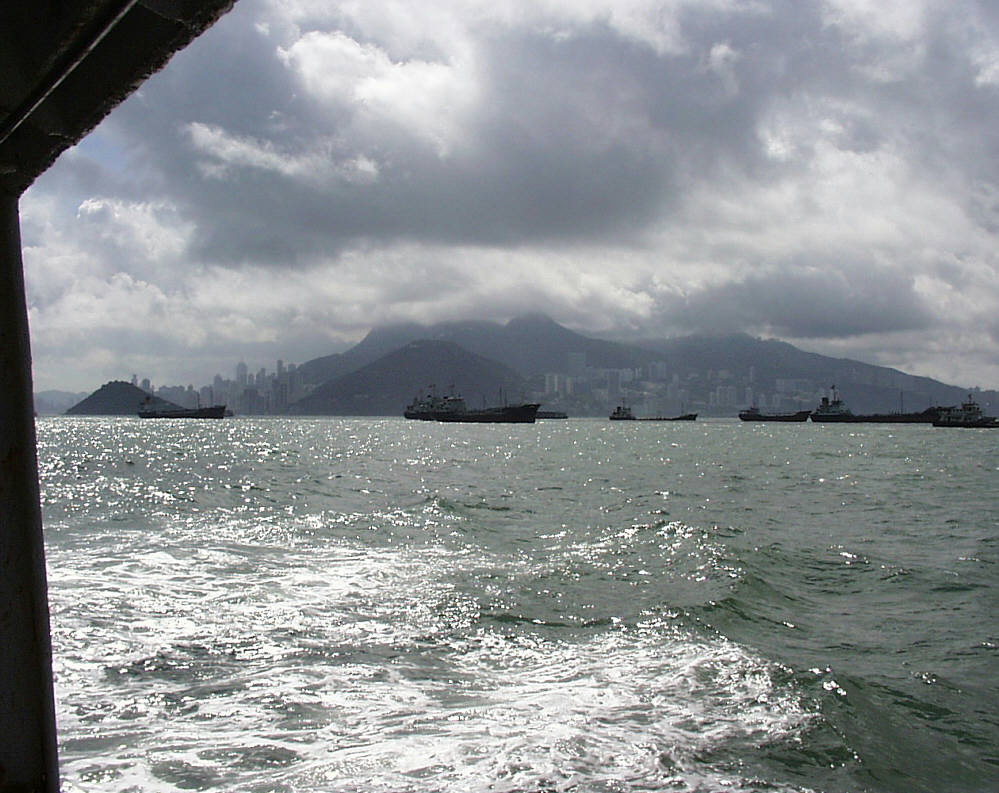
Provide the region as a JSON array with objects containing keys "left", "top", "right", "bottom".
[
  {"left": 739, "top": 406, "right": 811, "bottom": 422},
  {"left": 932, "top": 396, "right": 999, "bottom": 428}
]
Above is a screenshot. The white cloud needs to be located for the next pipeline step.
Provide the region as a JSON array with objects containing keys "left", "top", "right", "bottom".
[
  {"left": 278, "top": 29, "right": 480, "bottom": 156},
  {"left": 820, "top": 0, "right": 930, "bottom": 43},
  {"left": 75, "top": 198, "right": 194, "bottom": 263},
  {"left": 705, "top": 41, "right": 741, "bottom": 96},
  {"left": 275, "top": 0, "right": 763, "bottom": 58},
  {"left": 186, "top": 122, "right": 379, "bottom": 184}
]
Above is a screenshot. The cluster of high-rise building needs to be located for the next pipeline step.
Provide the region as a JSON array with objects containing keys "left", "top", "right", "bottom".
[
  {"left": 536, "top": 356, "right": 821, "bottom": 416},
  {"left": 132, "top": 360, "right": 310, "bottom": 415},
  {"left": 136, "top": 352, "right": 833, "bottom": 417}
]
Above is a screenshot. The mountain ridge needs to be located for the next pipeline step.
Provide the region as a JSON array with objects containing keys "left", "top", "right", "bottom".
[
  {"left": 297, "top": 315, "right": 658, "bottom": 387},
  {"left": 52, "top": 316, "right": 998, "bottom": 417},
  {"left": 294, "top": 316, "right": 995, "bottom": 416},
  {"left": 291, "top": 339, "right": 529, "bottom": 416},
  {"left": 65, "top": 381, "right": 182, "bottom": 416}
]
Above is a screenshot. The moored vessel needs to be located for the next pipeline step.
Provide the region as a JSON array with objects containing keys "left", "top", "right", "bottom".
[
  {"left": 138, "top": 397, "right": 226, "bottom": 419},
  {"left": 932, "top": 396, "right": 999, "bottom": 428},
  {"left": 404, "top": 388, "right": 539, "bottom": 423},
  {"left": 610, "top": 403, "right": 696, "bottom": 421},
  {"left": 810, "top": 386, "right": 943, "bottom": 423}
]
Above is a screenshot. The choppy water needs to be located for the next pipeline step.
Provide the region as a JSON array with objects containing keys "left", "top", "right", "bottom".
[{"left": 36, "top": 417, "right": 999, "bottom": 792}]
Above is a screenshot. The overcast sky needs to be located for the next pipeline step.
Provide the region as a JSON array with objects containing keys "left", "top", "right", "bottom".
[{"left": 20, "top": 0, "right": 999, "bottom": 392}]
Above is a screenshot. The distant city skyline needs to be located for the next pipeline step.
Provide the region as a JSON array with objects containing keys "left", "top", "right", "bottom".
[
  {"left": 119, "top": 358, "right": 305, "bottom": 415},
  {"left": 36, "top": 315, "right": 999, "bottom": 402},
  {"left": 20, "top": 0, "right": 999, "bottom": 393},
  {"left": 50, "top": 319, "right": 988, "bottom": 419}
]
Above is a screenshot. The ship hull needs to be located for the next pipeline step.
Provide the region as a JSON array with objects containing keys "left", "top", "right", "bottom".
[
  {"left": 810, "top": 411, "right": 940, "bottom": 423},
  {"left": 739, "top": 410, "right": 811, "bottom": 422},
  {"left": 138, "top": 405, "right": 227, "bottom": 419},
  {"left": 405, "top": 402, "right": 540, "bottom": 423},
  {"left": 435, "top": 404, "right": 540, "bottom": 423}
]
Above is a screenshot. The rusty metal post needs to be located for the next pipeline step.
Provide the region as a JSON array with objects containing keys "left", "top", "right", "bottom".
[{"left": 0, "top": 193, "right": 59, "bottom": 792}]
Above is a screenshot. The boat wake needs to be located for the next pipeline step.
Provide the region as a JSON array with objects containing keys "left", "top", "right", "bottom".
[{"left": 50, "top": 516, "right": 825, "bottom": 793}]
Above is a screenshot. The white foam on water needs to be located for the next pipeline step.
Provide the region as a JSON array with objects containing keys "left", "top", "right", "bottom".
[{"left": 49, "top": 510, "right": 817, "bottom": 793}]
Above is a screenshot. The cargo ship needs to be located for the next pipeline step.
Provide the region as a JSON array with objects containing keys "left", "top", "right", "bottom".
[
  {"left": 809, "top": 387, "right": 943, "bottom": 423},
  {"left": 138, "top": 397, "right": 226, "bottom": 419},
  {"left": 404, "top": 389, "right": 539, "bottom": 423},
  {"left": 610, "top": 404, "right": 696, "bottom": 421}
]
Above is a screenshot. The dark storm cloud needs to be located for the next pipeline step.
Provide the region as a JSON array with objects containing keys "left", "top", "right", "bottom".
[
  {"left": 44, "top": 1, "right": 794, "bottom": 262},
  {"left": 38, "top": 0, "right": 997, "bottom": 265},
  {"left": 100, "top": 16, "right": 683, "bottom": 260}
]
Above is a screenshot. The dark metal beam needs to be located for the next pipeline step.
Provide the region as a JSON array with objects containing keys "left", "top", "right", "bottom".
[
  {"left": 0, "top": 0, "right": 236, "bottom": 196},
  {"left": 0, "top": 3, "right": 237, "bottom": 788},
  {"left": 0, "top": 194, "right": 59, "bottom": 792},
  {"left": 0, "top": 1, "right": 140, "bottom": 147}
]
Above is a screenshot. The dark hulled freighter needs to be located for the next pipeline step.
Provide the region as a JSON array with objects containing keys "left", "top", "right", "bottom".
[
  {"left": 405, "top": 389, "right": 539, "bottom": 423},
  {"left": 810, "top": 387, "right": 943, "bottom": 423}
]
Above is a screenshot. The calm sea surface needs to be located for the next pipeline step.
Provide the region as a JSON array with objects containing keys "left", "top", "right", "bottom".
[{"left": 36, "top": 417, "right": 998, "bottom": 792}]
